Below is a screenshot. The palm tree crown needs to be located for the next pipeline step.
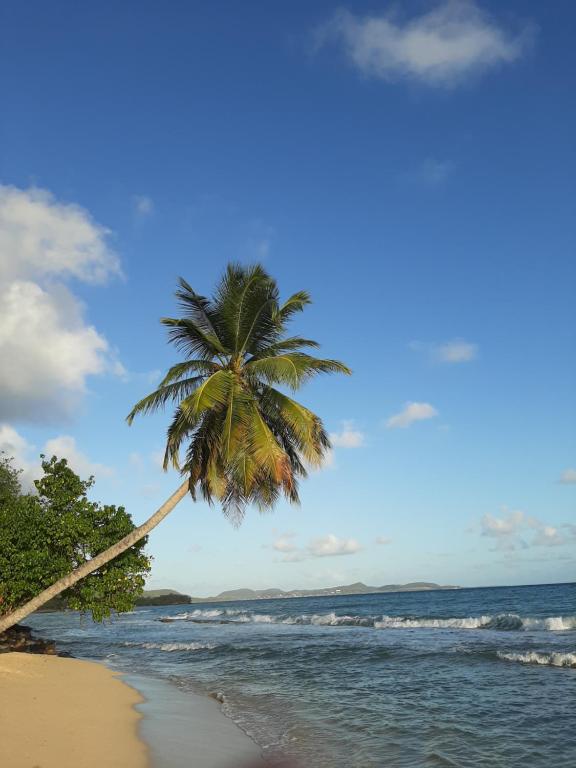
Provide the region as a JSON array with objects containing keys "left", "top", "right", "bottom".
[{"left": 127, "top": 264, "right": 350, "bottom": 519}]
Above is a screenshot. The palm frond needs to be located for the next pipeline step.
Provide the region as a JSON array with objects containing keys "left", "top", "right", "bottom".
[
  {"left": 175, "top": 277, "right": 223, "bottom": 342},
  {"left": 274, "top": 290, "right": 311, "bottom": 324},
  {"left": 180, "top": 369, "right": 234, "bottom": 419},
  {"left": 126, "top": 376, "right": 207, "bottom": 424},
  {"left": 182, "top": 409, "right": 226, "bottom": 499},
  {"left": 163, "top": 406, "right": 201, "bottom": 470},
  {"left": 159, "top": 360, "right": 220, "bottom": 386},
  {"left": 162, "top": 317, "right": 228, "bottom": 360},
  {"left": 238, "top": 297, "right": 279, "bottom": 356},
  {"left": 245, "top": 353, "right": 351, "bottom": 389},
  {"left": 221, "top": 381, "right": 252, "bottom": 462},
  {"left": 214, "top": 263, "right": 279, "bottom": 353},
  {"left": 258, "top": 385, "right": 330, "bottom": 466},
  {"left": 246, "top": 401, "right": 291, "bottom": 485},
  {"left": 221, "top": 450, "right": 260, "bottom": 523},
  {"left": 245, "top": 337, "right": 320, "bottom": 363}
]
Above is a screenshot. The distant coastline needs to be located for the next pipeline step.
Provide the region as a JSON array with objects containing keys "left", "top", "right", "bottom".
[{"left": 136, "top": 581, "right": 460, "bottom": 606}]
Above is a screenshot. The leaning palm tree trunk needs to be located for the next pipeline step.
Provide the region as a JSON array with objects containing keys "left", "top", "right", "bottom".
[{"left": 0, "top": 480, "right": 190, "bottom": 635}]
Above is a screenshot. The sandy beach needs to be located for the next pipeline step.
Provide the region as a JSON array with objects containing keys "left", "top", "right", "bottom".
[
  {"left": 0, "top": 649, "right": 266, "bottom": 768},
  {"left": 0, "top": 652, "right": 149, "bottom": 768}
]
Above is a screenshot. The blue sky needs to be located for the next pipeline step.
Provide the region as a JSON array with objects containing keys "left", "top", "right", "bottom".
[{"left": 0, "top": 0, "right": 574, "bottom": 594}]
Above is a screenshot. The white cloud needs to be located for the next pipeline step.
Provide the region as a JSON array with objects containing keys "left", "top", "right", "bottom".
[
  {"left": 0, "top": 424, "right": 31, "bottom": 461},
  {"left": 274, "top": 532, "right": 362, "bottom": 561},
  {"left": 410, "top": 338, "right": 478, "bottom": 363},
  {"left": 435, "top": 339, "right": 478, "bottom": 362},
  {"left": 308, "top": 534, "right": 362, "bottom": 558},
  {"left": 133, "top": 195, "right": 154, "bottom": 217},
  {"left": 559, "top": 468, "right": 576, "bottom": 485},
  {"left": 318, "top": 1, "right": 533, "bottom": 87},
  {"left": 0, "top": 281, "right": 112, "bottom": 421},
  {"left": 481, "top": 509, "right": 531, "bottom": 538},
  {"left": 375, "top": 536, "right": 392, "bottom": 546},
  {"left": 273, "top": 532, "right": 298, "bottom": 554},
  {"left": 0, "top": 184, "right": 120, "bottom": 283},
  {"left": 480, "top": 508, "right": 570, "bottom": 550},
  {"left": 0, "top": 424, "right": 35, "bottom": 487},
  {"left": 43, "top": 435, "right": 113, "bottom": 479},
  {"left": 330, "top": 420, "right": 365, "bottom": 448},
  {"left": 532, "top": 526, "right": 564, "bottom": 548},
  {"left": 386, "top": 402, "right": 438, "bottom": 429},
  {"left": 0, "top": 424, "right": 112, "bottom": 491},
  {"left": 0, "top": 183, "right": 122, "bottom": 423}
]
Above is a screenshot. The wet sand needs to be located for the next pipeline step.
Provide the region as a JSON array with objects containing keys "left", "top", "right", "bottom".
[{"left": 128, "top": 672, "right": 266, "bottom": 768}]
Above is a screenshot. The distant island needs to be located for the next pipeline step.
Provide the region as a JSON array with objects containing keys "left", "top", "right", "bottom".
[
  {"left": 135, "top": 581, "right": 460, "bottom": 606},
  {"left": 135, "top": 589, "right": 193, "bottom": 606}
]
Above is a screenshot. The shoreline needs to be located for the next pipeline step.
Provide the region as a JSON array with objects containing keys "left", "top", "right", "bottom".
[
  {"left": 125, "top": 671, "right": 265, "bottom": 768},
  {"left": 0, "top": 651, "right": 266, "bottom": 768}
]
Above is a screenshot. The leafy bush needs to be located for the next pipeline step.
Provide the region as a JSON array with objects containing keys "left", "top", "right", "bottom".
[{"left": 0, "top": 455, "right": 151, "bottom": 621}]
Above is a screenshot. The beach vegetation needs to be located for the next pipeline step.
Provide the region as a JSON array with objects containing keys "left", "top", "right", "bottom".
[
  {"left": 0, "top": 455, "right": 150, "bottom": 622},
  {"left": 0, "top": 453, "right": 22, "bottom": 506}
]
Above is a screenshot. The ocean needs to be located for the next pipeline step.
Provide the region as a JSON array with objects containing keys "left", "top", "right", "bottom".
[{"left": 28, "top": 582, "right": 575, "bottom": 767}]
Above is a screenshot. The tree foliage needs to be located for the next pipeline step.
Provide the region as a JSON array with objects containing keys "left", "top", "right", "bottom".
[
  {"left": 0, "top": 453, "right": 22, "bottom": 506},
  {"left": 127, "top": 263, "right": 351, "bottom": 521},
  {"left": 0, "top": 456, "right": 151, "bottom": 621}
]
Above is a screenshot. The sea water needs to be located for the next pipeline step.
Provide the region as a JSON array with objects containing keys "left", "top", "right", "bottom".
[{"left": 28, "top": 582, "right": 576, "bottom": 767}]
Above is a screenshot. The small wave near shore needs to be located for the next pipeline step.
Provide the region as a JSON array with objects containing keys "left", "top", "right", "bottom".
[
  {"left": 123, "top": 641, "right": 218, "bottom": 652},
  {"left": 497, "top": 650, "right": 576, "bottom": 667}
]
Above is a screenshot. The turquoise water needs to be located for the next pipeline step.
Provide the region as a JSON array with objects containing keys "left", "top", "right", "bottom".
[{"left": 29, "top": 583, "right": 576, "bottom": 767}]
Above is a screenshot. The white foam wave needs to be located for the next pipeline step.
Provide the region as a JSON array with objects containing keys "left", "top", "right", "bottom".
[
  {"left": 183, "top": 609, "right": 225, "bottom": 619},
  {"left": 522, "top": 617, "right": 576, "bottom": 631},
  {"left": 125, "top": 641, "right": 217, "bottom": 652},
  {"left": 375, "top": 614, "right": 576, "bottom": 631},
  {"left": 497, "top": 651, "right": 576, "bottom": 668},
  {"left": 158, "top": 610, "right": 576, "bottom": 632},
  {"left": 160, "top": 608, "right": 226, "bottom": 622},
  {"left": 251, "top": 614, "right": 275, "bottom": 623},
  {"left": 374, "top": 615, "right": 491, "bottom": 630}
]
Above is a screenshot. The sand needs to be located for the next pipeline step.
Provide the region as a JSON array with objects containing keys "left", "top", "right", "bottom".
[{"left": 0, "top": 652, "right": 149, "bottom": 768}]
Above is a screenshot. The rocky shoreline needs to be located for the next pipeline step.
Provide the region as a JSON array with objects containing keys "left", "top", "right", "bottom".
[{"left": 0, "top": 623, "right": 63, "bottom": 655}]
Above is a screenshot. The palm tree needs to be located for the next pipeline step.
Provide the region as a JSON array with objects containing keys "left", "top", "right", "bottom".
[{"left": 0, "top": 264, "right": 350, "bottom": 633}]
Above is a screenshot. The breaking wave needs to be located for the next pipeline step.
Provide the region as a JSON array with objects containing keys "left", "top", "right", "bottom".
[
  {"left": 124, "top": 641, "right": 217, "bottom": 652},
  {"left": 158, "top": 609, "right": 576, "bottom": 632},
  {"left": 158, "top": 608, "right": 225, "bottom": 621},
  {"left": 497, "top": 651, "right": 576, "bottom": 668},
  {"left": 375, "top": 615, "right": 576, "bottom": 631}
]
